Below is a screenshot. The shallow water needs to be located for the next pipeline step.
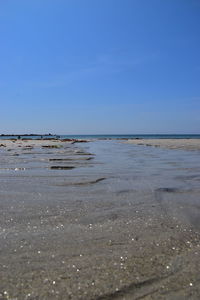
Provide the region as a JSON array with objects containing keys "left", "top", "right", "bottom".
[{"left": 0, "top": 140, "right": 200, "bottom": 299}]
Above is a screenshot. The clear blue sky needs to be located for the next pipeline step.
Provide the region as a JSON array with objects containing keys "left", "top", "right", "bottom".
[{"left": 0, "top": 0, "right": 200, "bottom": 134}]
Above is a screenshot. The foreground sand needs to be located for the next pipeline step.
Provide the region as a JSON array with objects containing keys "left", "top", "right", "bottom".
[
  {"left": 0, "top": 139, "right": 200, "bottom": 299},
  {"left": 126, "top": 138, "right": 200, "bottom": 150}
]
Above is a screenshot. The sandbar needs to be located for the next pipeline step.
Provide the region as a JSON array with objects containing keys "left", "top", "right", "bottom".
[{"left": 126, "top": 138, "right": 200, "bottom": 150}]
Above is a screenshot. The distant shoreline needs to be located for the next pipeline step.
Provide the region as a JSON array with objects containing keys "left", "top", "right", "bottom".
[
  {"left": 1, "top": 133, "right": 200, "bottom": 140},
  {"left": 0, "top": 134, "right": 54, "bottom": 137}
]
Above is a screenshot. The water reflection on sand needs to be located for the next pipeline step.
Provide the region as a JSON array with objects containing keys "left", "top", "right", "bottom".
[{"left": 0, "top": 140, "right": 200, "bottom": 299}]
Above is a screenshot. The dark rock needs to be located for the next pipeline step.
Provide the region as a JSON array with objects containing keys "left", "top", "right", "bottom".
[
  {"left": 61, "top": 139, "right": 74, "bottom": 142},
  {"left": 73, "top": 139, "right": 89, "bottom": 143}
]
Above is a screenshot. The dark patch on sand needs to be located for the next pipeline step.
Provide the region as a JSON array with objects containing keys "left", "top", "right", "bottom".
[
  {"left": 155, "top": 187, "right": 181, "bottom": 193},
  {"left": 75, "top": 152, "right": 94, "bottom": 156},
  {"left": 58, "top": 177, "right": 106, "bottom": 186},
  {"left": 93, "top": 272, "right": 178, "bottom": 300},
  {"left": 49, "top": 157, "right": 93, "bottom": 161},
  {"left": 117, "top": 189, "right": 136, "bottom": 195},
  {"left": 42, "top": 145, "right": 63, "bottom": 149},
  {"left": 50, "top": 166, "right": 75, "bottom": 170}
]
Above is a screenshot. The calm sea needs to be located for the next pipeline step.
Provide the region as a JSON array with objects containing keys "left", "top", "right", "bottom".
[{"left": 0, "top": 134, "right": 200, "bottom": 140}]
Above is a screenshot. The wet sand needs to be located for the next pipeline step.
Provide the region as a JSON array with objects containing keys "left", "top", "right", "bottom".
[
  {"left": 0, "top": 139, "right": 200, "bottom": 299},
  {"left": 126, "top": 138, "right": 200, "bottom": 151}
]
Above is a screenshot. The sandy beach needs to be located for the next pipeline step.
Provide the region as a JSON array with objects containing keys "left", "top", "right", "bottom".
[
  {"left": 126, "top": 138, "right": 200, "bottom": 151},
  {"left": 0, "top": 139, "right": 200, "bottom": 299}
]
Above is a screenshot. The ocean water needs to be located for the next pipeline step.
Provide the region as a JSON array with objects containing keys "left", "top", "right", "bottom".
[
  {"left": 61, "top": 134, "right": 200, "bottom": 139},
  {"left": 0, "top": 134, "right": 200, "bottom": 140}
]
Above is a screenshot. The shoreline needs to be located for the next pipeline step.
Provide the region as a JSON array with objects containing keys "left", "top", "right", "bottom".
[{"left": 1, "top": 137, "right": 200, "bottom": 154}]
